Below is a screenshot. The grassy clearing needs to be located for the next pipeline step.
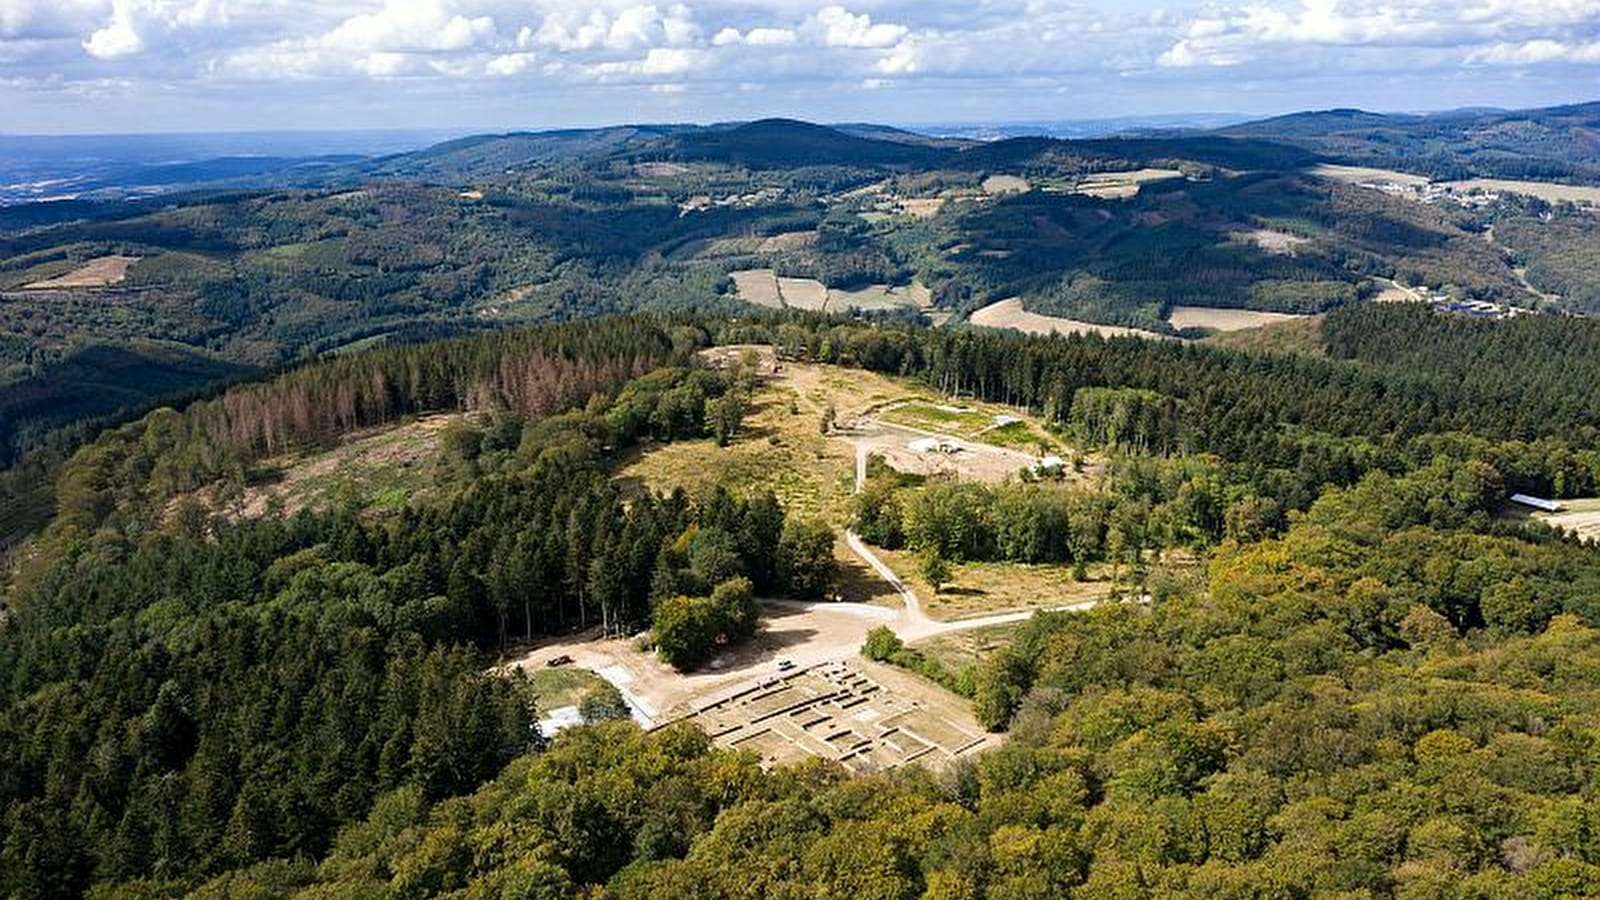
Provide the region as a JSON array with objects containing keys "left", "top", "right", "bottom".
[
  {"left": 880, "top": 399, "right": 1056, "bottom": 453},
  {"left": 1167, "top": 306, "right": 1307, "bottom": 332},
  {"left": 206, "top": 414, "right": 454, "bottom": 520},
  {"left": 970, "top": 298, "right": 1169, "bottom": 341},
  {"left": 979, "top": 421, "right": 1051, "bottom": 451},
  {"left": 21, "top": 255, "right": 140, "bottom": 290},
  {"left": 525, "top": 667, "right": 609, "bottom": 712},
  {"left": 730, "top": 269, "right": 783, "bottom": 308},
  {"left": 1307, "top": 164, "right": 1431, "bottom": 187},
  {"left": 614, "top": 380, "right": 857, "bottom": 524},
  {"left": 776, "top": 277, "right": 828, "bottom": 311},
  {"left": 881, "top": 401, "right": 993, "bottom": 434},
  {"left": 827, "top": 281, "right": 932, "bottom": 312},
  {"left": 1439, "top": 178, "right": 1600, "bottom": 206},
  {"left": 909, "top": 623, "right": 1024, "bottom": 673},
  {"left": 982, "top": 175, "right": 1030, "bottom": 195},
  {"left": 877, "top": 549, "right": 1114, "bottom": 621}
]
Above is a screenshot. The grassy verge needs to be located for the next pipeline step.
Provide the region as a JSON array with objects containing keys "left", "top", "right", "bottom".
[{"left": 525, "top": 667, "right": 610, "bottom": 712}]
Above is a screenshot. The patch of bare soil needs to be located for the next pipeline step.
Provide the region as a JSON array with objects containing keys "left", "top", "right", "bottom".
[{"left": 24, "top": 255, "right": 140, "bottom": 289}]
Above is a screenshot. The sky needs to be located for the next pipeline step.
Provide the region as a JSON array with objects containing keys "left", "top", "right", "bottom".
[{"left": 0, "top": 0, "right": 1596, "bottom": 134}]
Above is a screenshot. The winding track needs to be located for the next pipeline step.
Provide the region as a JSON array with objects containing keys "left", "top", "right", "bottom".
[{"left": 513, "top": 393, "right": 1110, "bottom": 724}]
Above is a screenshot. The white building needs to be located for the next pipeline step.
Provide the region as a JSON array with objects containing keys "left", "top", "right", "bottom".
[{"left": 1510, "top": 493, "right": 1562, "bottom": 513}]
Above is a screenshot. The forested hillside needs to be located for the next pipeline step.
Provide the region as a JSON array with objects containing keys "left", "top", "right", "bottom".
[
  {"left": 9, "top": 105, "right": 1598, "bottom": 467},
  {"left": 6, "top": 306, "right": 1600, "bottom": 896},
  {"left": 1221, "top": 102, "right": 1600, "bottom": 182}
]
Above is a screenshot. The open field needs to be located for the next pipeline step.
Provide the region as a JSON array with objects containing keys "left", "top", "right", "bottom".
[
  {"left": 1167, "top": 305, "right": 1308, "bottom": 332},
  {"left": 23, "top": 255, "right": 140, "bottom": 289},
  {"left": 910, "top": 623, "right": 1023, "bottom": 674},
  {"left": 827, "top": 281, "right": 933, "bottom": 312},
  {"left": 854, "top": 425, "right": 1047, "bottom": 485},
  {"left": 776, "top": 276, "right": 829, "bottom": 311},
  {"left": 759, "top": 230, "right": 818, "bottom": 251},
  {"left": 971, "top": 297, "right": 1169, "bottom": 340},
  {"left": 1307, "top": 164, "right": 1431, "bottom": 187},
  {"left": 1230, "top": 228, "right": 1309, "bottom": 255},
  {"left": 684, "top": 660, "right": 994, "bottom": 772},
  {"left": 1065, "top": 168, "right": 1184, "bottom": 199},
  {"left": 880, "top": 400, "right": 994, "bottom": 434},
  {"left": 614, "top": 364, "right": 857, "bottom": 523},
  {"left": 897, "top": 197, "right": 946, "bottom": 218},
  {"left": 1439, "top": 178, "right": 1600, "bottom": 205},
  {"left": 1374, "top": 279, "right": 1426, "bottom": 302},
  {"left": 730, "top": 268, "right": 784, "bottom": 308},
  {"left": 1534, "top": 497, "right": 1600, "bottom": 543},
  {"left": 982, "top": 175, "right": 1030, "bottom": 195},
  {"left": 877, "top": 549, "right": 1114, "bottom": 621}
]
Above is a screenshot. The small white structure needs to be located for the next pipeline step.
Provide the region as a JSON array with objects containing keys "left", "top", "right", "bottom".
[
  {"left": 909, "top": 437, "right": 960, "bottom": 454},
  {"left": 1510, "top": 493, "right": 1562, "bottom": 513},
  {"left": 1034, "top": 455, "right": 1065, "bottom": 474},
  {"left": 993, "top": 414, "right": 1022, "bottom": 427}
]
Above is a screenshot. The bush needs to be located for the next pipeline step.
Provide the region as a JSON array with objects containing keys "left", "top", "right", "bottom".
[{"left": 862, "top": 626, "right": 904, "bottom": 661}]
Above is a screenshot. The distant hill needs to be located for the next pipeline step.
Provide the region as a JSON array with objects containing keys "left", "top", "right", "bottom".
[
  {"left": 625, "top": 118, "right": 948, "bottom": 169},
  {"left": 1222, "top": 102, "right": 1600, "bottom": 181},
  {"left": 361, "top": 124, "right": 697, "bottom": 178}
]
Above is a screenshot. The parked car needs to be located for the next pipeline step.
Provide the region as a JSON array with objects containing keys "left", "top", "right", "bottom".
[
  {"left": 546, "top": 655, "right": 574, "bottom": 667},
  {"left": 775, "top": 658, "right": 796, "bottom": 672}
]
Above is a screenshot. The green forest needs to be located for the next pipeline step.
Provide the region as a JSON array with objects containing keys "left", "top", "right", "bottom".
[
  {"left": 3, "top": 303, "right": 1600, "bottom": 897},
  {"left": 5, "top": 101, "right": 1600, "bottom": 900},
  {"left": 8, "top": 107, "right": 1597, "bottom": 468}
]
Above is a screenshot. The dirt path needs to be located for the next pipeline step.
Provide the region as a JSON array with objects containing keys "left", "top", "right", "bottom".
[
  {"left": 510, "top": 357, "right": 1109, "bottom": 726},
  {"left": 1483, "top": 225, "right": 1561, "bottom": 304}
]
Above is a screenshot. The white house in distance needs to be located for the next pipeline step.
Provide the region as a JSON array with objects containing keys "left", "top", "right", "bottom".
[{"left": 1510, "top": 493, "right": 1562, "bottom": 513}]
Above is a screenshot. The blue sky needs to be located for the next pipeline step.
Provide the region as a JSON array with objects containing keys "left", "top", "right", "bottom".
[{"left": 0, "top": 0, "right": 1595, "bottom": 134}]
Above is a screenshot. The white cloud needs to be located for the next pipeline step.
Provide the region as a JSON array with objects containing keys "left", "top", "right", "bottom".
[
  {"left": 586, "top": 45, "right": 703, "bottom": 78},
  {"left": 1157, "top": 0, "right": 1600, "bottom": 68},
  {"left": 484, "top": 49, "right": 534, "bottom": 75},
  {"left": 1, "top": 0, "right": 1596, "bottom": 128},
  {"left": 1468, "top": 38, "right": 1600, "bottom": 65},
  {"left": 532, "top": 3, "right": 695, "bottom": 52},
  {"left": 83, "top": 0, "right": 231, "bottom": 59},
  {"left": 809, "top": 5, "right": 906, "bottom": 49},
  {"left": 321, "top": 0, "right": 497, "bottom": 53},
  {"left": 713, "top": 25, "right": 796, "bottom": 46}
]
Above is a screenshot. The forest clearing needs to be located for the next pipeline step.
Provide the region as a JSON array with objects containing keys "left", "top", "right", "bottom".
[
  {"left": 1438, "top": 178, "right": 1600, "bottom": 205},
  {"left": 528, "top": 347, "right": 1105, "bottom": 760},
  {"left": 1534, "top": 497, "right": 1600, "bottom": 543},
  {"left": 1061, "top": 167, "right": 1185, "bottom": 199},
  {"left": 970, "top": 296, "right": 1170, "bottom": 339},
  {"left": 729, "top": 268, "right": 934, "bottom": 314},
  {"left": 21, "top": 254, "right": 140, "bottom": 289},
  {"left": 1167, "top": 305, "right": 1308, "bottom": 331}
]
